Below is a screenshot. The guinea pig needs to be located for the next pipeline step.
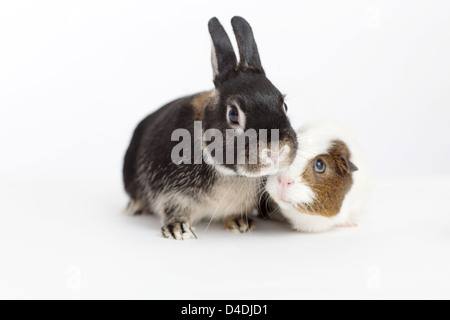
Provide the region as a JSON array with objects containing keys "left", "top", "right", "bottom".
[{"left": 265, "top": 120, "right": 372, "bottom": 233}]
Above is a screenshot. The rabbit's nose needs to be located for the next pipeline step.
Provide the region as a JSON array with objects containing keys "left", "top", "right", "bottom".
[
  {"left": 267, "top": 151, "right": 278, "bottom": 162},
  {"left": 263, "top": 146, "right": 287, "bottom": 164}
]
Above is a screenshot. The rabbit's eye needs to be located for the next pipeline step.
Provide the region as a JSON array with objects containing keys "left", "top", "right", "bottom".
[
  {"left": 314, "top": 159, "right": 326, "bottom": 174},
  {"left": 228, "top": 107, "right": 240, "bottom": 125}
]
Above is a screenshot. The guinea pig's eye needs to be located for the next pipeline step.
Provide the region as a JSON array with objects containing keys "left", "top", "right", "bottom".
[
  {"left": 314, "top": 159, "right": 326, "bottom": 174},
  {"left": 283, "top": 103, "right": 288, "bottom": 113},
  {"left": 228, "top": 106, "right": 240, "bottom": 125}
]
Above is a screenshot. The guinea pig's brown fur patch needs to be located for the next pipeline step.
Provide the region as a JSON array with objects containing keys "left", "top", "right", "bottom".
[
  {"left": 297, "top": 140, "right": 357, "bottom": 218},
  {"left": 191, "top": 90, "right": 214, "bottom": 120}
]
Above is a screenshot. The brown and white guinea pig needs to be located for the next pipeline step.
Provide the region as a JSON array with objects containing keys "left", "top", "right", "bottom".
[
  {"left": 265, "top": 120, "right": 372, "bottom": 233},
  {"left": 123, "top": 17, "right": 297, "bottom": 240}
]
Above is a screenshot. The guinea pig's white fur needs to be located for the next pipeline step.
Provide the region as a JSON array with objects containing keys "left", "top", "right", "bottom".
[{"left": 266, "top": 119, "right": 372, "bottom": 232}]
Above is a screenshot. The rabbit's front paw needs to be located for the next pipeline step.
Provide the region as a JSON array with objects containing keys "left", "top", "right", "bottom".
[
  {"left": 224, "top": 217, "right": 256, "bottom": 233},
  {"left": 162, "top": 221, "right": 197, "bottom": 240}
]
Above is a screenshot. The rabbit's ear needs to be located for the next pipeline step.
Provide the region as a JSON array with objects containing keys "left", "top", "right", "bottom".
[
  {"left": 208, "top": 17, "right": 237, "bottom": 80},
  {"left": 231, "top": 16, "right": 264, "bottom": 73}
]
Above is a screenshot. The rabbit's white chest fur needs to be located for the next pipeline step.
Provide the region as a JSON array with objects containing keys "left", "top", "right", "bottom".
[
  {"left": 149, "top": 176, "right": 260, "bottom": 223},
  {"left": 191, "top": 176, "right": 260, "bottom": 221}
]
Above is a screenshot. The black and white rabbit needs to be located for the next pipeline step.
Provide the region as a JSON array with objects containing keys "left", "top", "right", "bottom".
[{"left": 123, "top": 17, "right": 297, "bottom": 240}]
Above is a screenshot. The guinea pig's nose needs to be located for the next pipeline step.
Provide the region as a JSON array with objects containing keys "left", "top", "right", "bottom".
[{"left": 278, "top": 176, "right": 294, "bottom": 187}]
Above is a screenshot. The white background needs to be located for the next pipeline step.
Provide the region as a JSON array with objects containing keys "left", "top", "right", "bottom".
[{"left": 1, "top": 0, "right": 450, "bottom": 300}]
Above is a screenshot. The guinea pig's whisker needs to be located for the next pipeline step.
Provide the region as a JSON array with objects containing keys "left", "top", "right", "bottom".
[
  {"left": 256, "top": 191, "right": 264, "bottom": 211},
  {"left": 264, "top": 196, "right": 271, "bottom": 216},
  {"left": 270, "top": 206, "right": 280, "bottom": 217},
  {"left": 298, "top": 202, "right": 313, "bottom": 215},
  {"left": 305, "top": 203, "right": 318, "bottom": 216},
  {"left": 255, "top": 193, "right": 269, "bottom": 218},
  {"left": 263, "top": 196, "right": 273, "bottom": 217},
  {"left": 314, "top": 199, "right": 330, "bottom": 217},
  {"left": 302, "top": 182, "right": 333, "bottom": 217},
  {"left": 290, "top": 162, "right": 305, "bottom": 176},
  {"left": 299, "top": 151, "right": 324, "bottom": 159},
  {"left": 296, "top": 154, "right": 310, "bottom": 161},
  {"left": 265, "top": 204, "right": 280, "bottom": 219},
  {"left": 252, "top": 181, "right": 264, "bottom": 209},
  {"left": 307, "top": 183, "right": 337, "bottom": 188}
]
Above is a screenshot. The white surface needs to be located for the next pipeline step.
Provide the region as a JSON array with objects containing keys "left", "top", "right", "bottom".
[
  {"left": 1, "top": 0, "right": 450, "bottom": 182},
  {"left": 1, "top": 1, "right": 450, "bottom": 300},
  {"left": 1, "top": 177, "right": 449, "bottom": 300}
]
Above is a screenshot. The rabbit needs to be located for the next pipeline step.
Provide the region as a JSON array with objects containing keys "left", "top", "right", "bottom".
[
  {"left": 265, "top": 120, "right": 372, "bottom": 233},
  {"left": 123, "top": 17, "right": 298, "bottom": 240}
]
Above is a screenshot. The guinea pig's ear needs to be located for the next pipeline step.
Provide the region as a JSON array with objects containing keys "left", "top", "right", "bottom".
[
  {"left": 208, "top": 17, "right": 238, "bottom": 82},
  {"left": 231, "top": 16, "right": 265, "bottom": 74},
  {"left": 347, "top": 160, "right": 359, "bottom": 173},
  {"left": 337, "top": 155, "right": 359, "bottom": 176}
]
